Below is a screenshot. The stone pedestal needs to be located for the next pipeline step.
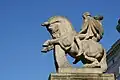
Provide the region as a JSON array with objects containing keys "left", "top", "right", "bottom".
[
  {"left": 58, "top": 68, "right": 105, "bottom": 73},
  {"left": 49, "top": 68, "right": 115, "bottom": 80},
  {"left": 49, "top": 73, "right": 115, "bottom": 80}
]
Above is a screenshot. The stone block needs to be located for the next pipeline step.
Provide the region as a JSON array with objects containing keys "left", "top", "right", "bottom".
[
  {"left": 49, "top": 73, "right": 115, "bottom": 80},
  {"left": 58, "top": 68, "right": 104, "bottom": 73}
]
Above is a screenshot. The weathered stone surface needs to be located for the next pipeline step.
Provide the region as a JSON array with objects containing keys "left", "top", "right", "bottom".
[
  {"left": 41, "top": 12, "right": 107, "bottom": 73},
  {"left": 58, "top": 68, "right": 104, "bottom": 73},
  {"left": 54, "top": 45, "right": 72, "bottom": 71},
  {"left": 49, "top": 73, "right": 115, "bottom": 80}
]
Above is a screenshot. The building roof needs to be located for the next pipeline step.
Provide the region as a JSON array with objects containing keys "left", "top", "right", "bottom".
[{"left": 107, "top": 38, "right": 120, "bottom": 60}]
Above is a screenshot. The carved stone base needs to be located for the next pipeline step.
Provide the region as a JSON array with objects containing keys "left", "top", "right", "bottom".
[
  {"left": 49, "top": 73, "right": 115, "bottom": 80},
  {"left": 58, "top": 68, "right": 104, "bottom": 73}
]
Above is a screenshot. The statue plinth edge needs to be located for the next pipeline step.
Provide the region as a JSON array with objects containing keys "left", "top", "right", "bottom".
[{"left": 49, "top": 72, "right": 115, "bottom": 80}]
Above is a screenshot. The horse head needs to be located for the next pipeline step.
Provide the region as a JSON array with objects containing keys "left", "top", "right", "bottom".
[{"left": 41, "top": 16, "right": 74, "bottom": 39}]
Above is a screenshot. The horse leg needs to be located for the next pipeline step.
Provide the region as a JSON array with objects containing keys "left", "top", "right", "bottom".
[
  {"left": 43, "top": 38, "right": 60, "bottom": 47},
  {"left": 83, "top": 52, "right": 100, "bottom": 68},
  {"left": 74, "top": 37, "right": 83, "bottom": 57},
  {"left": 49, "top": 38, "right": 60, "bottom": 44},
  {"left": 42, "top": 39, "right": 60, "bottom": 53},
  {"left": 41, "top": 45, "right": 54, "bottom": 53}
]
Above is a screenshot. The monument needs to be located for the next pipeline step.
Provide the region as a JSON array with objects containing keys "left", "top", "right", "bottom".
[{"left": 41, "top": 12, "right": 115, "bottom": 80}]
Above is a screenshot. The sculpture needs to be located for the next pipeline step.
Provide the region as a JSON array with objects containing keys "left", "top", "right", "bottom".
[{"left": 41, "top": 12, "right": 107, "bottom": 73}]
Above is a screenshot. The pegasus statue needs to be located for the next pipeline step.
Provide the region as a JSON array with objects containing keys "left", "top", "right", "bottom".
[{"left": 41, "top": 12, "right": 107, "bottom": 73}]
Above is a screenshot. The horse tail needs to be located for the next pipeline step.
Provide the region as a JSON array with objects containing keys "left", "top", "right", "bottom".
[{"left": 100, "top": 49, "right": 107, "bottom": 72}]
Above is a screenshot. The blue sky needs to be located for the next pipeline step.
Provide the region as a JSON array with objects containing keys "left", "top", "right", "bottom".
[{"left": 0, "top": 0, "right": 120, "bottom": 80}]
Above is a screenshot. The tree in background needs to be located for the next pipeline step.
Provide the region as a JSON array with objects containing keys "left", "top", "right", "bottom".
[{"left": 116, "top": 18, "right": 120, "bottom": 33}]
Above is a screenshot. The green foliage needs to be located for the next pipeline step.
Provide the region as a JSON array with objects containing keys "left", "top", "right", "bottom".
[
  {"left": 116, "top": 24, "right": 120, "bottom": 33},
  {"left": 118, "top": 19, "right": 120, "bottom": 24},
  {"left": 93, "top": 15, "right": 103, "bottom": 20}
]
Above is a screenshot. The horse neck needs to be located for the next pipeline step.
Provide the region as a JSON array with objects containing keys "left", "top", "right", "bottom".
[{"left": 59, "top": 22, "right": 76, "bottom": 36}]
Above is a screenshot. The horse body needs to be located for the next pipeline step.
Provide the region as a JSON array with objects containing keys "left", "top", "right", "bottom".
[{"left": 41, "top": 16, "right": 107, "bottom": 72}]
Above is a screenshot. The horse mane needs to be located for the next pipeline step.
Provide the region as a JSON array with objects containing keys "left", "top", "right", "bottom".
[{"left": 48, "top": 16, "right": 75, "bottom": 36}]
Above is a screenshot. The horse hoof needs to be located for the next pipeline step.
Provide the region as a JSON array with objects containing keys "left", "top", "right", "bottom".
[
  {"left": 41, "top": 50, "right": 47, "bottom": 53},
  {"left": 42, "top": 44, "right": 48, "bottom": 47}
]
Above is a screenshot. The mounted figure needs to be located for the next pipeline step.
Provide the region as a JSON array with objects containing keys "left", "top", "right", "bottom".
[{"left": 41, "top": 12, "right": 107, "bottom": 73}]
